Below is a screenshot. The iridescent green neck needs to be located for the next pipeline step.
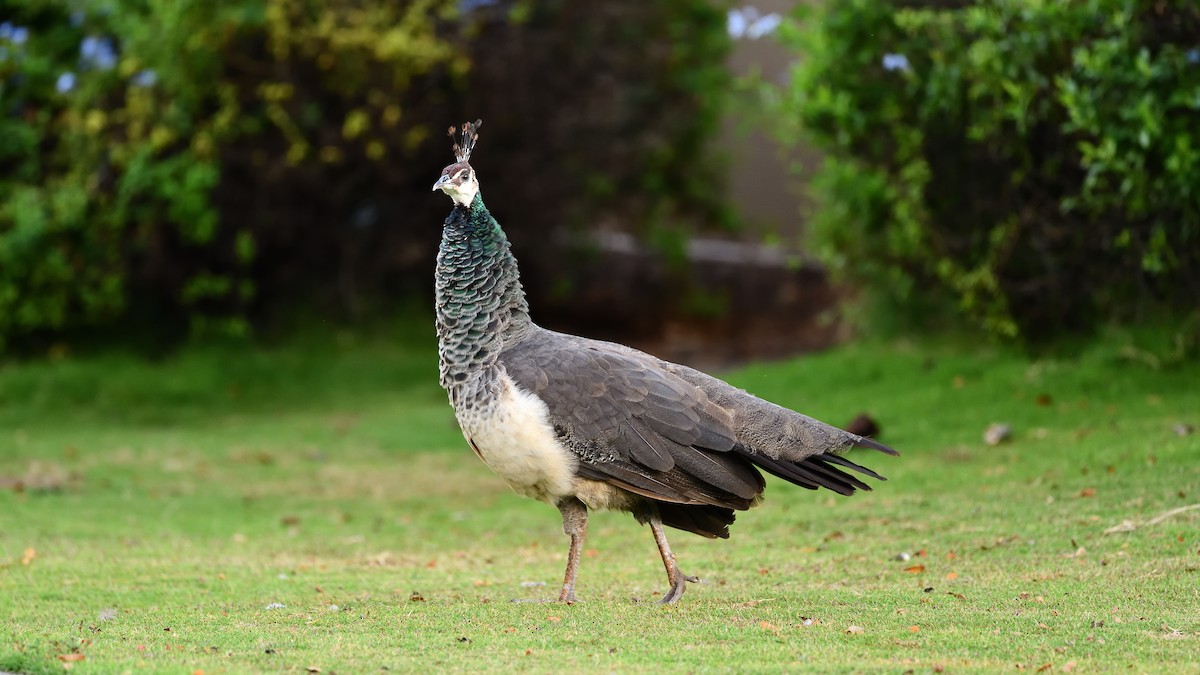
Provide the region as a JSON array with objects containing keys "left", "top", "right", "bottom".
[{"left": 435, "top": 193, "right": 531, "bottom": 393}]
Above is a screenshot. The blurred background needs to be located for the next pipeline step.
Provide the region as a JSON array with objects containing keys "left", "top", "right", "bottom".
[{"left": 1, "top": 0, "right": 1198, "bottom": 363}]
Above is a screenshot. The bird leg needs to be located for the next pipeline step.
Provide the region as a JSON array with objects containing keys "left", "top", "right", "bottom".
[
  {"left": 644, "top": 506, "right": 700, "bottom": 605},
  {"left": 556, "top": 497, "right": 588, "bottom": 604}
]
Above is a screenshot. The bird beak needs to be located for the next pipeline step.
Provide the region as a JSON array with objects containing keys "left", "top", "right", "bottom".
[{"left": 432, "top": 175, "right": 450, "bottom": 191}]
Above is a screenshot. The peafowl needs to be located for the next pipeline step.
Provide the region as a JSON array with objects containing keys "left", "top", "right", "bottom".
[{"left": 432, "top": 120, "right": 897, "bottom": 604}]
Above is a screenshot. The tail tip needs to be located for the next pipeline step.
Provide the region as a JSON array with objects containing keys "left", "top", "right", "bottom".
[{"left": 854, "top": 436, "right": 900, "bottom": 456}]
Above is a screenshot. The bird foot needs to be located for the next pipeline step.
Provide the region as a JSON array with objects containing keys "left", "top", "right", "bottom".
[{"left": 658, "top": 572, "right": 700, "bottom": 605}]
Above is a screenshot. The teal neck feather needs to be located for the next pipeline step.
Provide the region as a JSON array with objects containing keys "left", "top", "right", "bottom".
[{"left": 435, "top": 193, "right": 531, "bottom": 394}]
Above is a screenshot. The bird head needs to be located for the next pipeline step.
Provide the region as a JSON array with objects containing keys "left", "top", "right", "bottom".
[
  {"left": 433, "top": 119, "right": 482, "bottom": 207},
  {"left": 432, "top": 161, "right": 477, "bottom": 207}
]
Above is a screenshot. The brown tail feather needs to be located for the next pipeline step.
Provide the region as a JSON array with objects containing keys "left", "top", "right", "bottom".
[
  {"left": 656, "top": 503, "right": 736, "bottom": 539},
  {"left": 744, "top": 449, "right": 889, "bottom": 496},
  {"left": 854, "top": 436, "right": 900, "bottom": 456}
]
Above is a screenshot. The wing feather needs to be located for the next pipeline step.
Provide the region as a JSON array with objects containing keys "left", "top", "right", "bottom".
[
  {"left": 500, "top": 328, "right": 754, "bottom": 507},
  {"left": 499, "top": 327, "right": 895, "bottom": 508},
  {"left": 620, "top": 418, "right": 674, "bottom": 472}
]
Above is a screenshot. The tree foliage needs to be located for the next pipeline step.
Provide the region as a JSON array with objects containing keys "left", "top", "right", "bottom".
[
  {"left": 0, "top": 0, "right": 729, "bottom": 350},
  {"left": 774, "top": 0, "right": 1200, "bottom": 339}
]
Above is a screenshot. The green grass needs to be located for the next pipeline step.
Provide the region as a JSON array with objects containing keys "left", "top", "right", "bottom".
[{"left": 1, "top": 319, "right": 1198, "bottom": 673}]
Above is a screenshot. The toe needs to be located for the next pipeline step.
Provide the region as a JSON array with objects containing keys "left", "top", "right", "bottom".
[{"left": 658, "top": 579, "right": 688, "bottom": 605}]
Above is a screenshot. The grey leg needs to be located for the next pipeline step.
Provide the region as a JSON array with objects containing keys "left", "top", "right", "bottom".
[
  {"left": 645, "top": 506, "right": 700, "bottom": 604},
  {"left": 556, "top": 497, "right": 588, "bottom": 604}
]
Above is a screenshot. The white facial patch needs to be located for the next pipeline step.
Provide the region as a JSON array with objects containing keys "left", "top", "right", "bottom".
[
  {"left": 436, "top": 168, "right": 479, "bottom": 207},
  {"left": 448, "top": 177, "right": 479, "bottom": 207}
]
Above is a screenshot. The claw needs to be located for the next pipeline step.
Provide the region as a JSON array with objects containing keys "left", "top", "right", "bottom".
[{"left": 659, "top": 570, "right": 700, "bottom": 605}]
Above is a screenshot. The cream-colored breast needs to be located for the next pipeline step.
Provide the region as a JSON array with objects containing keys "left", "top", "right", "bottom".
[{"left": 458, "top": 371, "right": 577, "bottom": 503}]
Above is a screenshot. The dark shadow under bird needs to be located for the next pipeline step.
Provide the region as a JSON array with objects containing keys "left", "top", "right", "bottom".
[{"left": 432, "top": 120, "right": 898, "bottom": 604}]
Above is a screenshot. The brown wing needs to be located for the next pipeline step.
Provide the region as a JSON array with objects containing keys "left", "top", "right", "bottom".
[
  {"left": 499, "top": 329, "right": 764, "bottom": 509},
  {"left": 500, "top": 327, "right": 898, "bottom": 507}
]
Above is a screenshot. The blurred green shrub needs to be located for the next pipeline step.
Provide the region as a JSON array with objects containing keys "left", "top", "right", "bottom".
[
  {"left": 0, "top": 0, "right": 728, "bottom": 350},
  {"left": 773, "top": 0, "right": 1200, "bottom": 339}
]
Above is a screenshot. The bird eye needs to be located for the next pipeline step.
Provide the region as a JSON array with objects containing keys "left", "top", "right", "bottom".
[{"left": 461, "top": 171, "right": 471, "bottom": 181}]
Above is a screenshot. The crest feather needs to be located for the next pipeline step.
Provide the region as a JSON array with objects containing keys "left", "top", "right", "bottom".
[{"left": 447, "top": 119, "right": 482, "bottom": 163}]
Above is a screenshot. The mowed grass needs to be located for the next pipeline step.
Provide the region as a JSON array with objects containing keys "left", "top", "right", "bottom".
[{"left": 1, "top": 318, "right": 1198, "bottom": 673}]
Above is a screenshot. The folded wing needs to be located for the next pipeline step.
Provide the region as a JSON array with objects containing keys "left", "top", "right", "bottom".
[{"left": 499, "top": 328, "right": 896, "bottom": 514}]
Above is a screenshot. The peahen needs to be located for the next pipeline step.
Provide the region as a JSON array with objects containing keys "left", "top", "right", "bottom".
[{"left": 432, "top": 120, "right": 897, "bottom": 604}]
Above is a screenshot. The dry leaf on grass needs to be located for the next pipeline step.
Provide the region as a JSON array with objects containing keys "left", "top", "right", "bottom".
[
  {"left": 904, "top": 564, "right": 926, "bottom": 573},
  {"left": 846, "top": 625, "right": 865, "bottom": 634},
  {"left": 736, "top": 599, "right": 774, "bottom": 608}
]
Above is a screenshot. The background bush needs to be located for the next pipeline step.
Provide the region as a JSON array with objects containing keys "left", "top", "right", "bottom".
[
  {"left": 774, "top": 0, "right": 1200, "bottom": 340},
  {"left": 0, "top": 0, "right": 728, "bottom": 350}
]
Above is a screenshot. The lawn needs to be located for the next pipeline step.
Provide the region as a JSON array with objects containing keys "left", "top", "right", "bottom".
[{"left": 1, "top": 318, "right": 1197, "bottom": 673}]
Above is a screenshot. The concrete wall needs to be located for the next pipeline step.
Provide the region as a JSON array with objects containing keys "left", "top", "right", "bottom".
[{"left": 719, "top": 1, "right": 820, "bottom": 245}]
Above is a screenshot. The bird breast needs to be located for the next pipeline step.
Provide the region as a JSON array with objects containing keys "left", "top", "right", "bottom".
[{"left": 455, "top": 370, "right": 578, "bottom": 503}]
